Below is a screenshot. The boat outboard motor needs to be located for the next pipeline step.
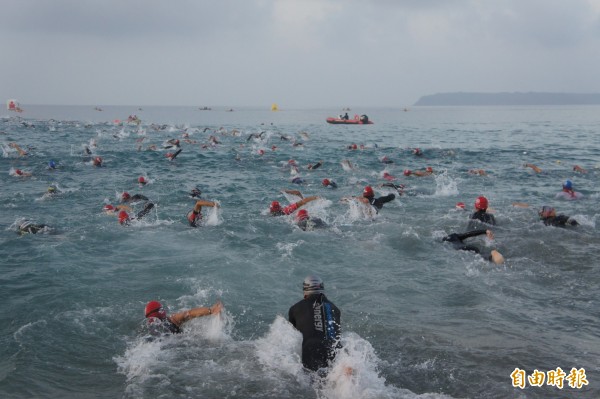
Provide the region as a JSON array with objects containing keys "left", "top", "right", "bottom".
[{"left": 360, "top": 114, "right": 369, "bottom": 123}]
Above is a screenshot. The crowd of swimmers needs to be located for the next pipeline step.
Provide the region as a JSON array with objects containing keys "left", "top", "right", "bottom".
[{"left": 5, "top": 119, "right": 592, "bottom": 378}]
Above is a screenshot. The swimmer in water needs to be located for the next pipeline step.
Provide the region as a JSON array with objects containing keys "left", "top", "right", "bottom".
[
  {"left": 166, "top": 148, "right": 182, "bottom": 161},
  {"left": 442, "top": 229, "right": 504, "bottom": 264},
  {"left": 17, "top": 220, "right": 50, "bottom": 235},
  {"left": 269, "top": 195, "right": 319, "bottom": 217},
  {"left": 351, "top": 185, "right": 395, "bottom": 213},
  {"left": 538, "top": 206, "right": 579, "bottom": 227},
  {"left": 322, "top": 178, "right": 338, "bottom": 189},
  {"left": 187, "top": 199, "right": 219, "bottom": 227},
  {"left": 403, "top": 167, "right": 433, "bottom": 177},
  {"left": 92, "top": 156, "right": 103, "bottom": 167},
  {"left": 295, "top": 209, "right": 327, "bottom": 231},
  {"left": 118, "top": 203, "right": 155, "bottom": 225},
  {"left": 144, "top": 299, "right": 223, "bottom": 336},
  {"left": 121, "top": 192, "right": 149, "bottom": 203},
  {"left": 468, "top": 196, "right": 496, "bottom": 228},
  {"left": 9, "top": 142, "right": 28, "bottom": 157},
  {"left": 524, "top": 163, "right": 542, "bottom": 173},
  {"left": 555, "top": 180, "right": 583, "bottom": 200},
  {"left": 12, "top": 168, "right": 32, "bottom": 177},
  {"left": 307, "top": 160, "right": 323, "bottom": 170}
]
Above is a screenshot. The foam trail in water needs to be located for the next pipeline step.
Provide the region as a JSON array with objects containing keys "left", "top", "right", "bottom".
[{"left": 433, "top": 171, "right": 459, "bottom": 197}]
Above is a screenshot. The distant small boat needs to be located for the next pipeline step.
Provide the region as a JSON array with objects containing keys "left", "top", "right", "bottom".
[
  {"left": 271, "top": 103, "right": 279, "bottom": 111},
  {"left": 326, "top": 114, "right": 373, "bottom": 125},
  {"left": 7, "top": 99, "right": 23, "bottom": 112}
]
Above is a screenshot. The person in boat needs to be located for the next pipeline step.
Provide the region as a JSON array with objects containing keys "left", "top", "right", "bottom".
[
  {"left": 539, "top": 206, "right": 578, "bottom": 227},
  {"left": 144, "top": 299, "right": 223, "bottom": 336},
  {"left": 187, "top": 199, "right": 219, "bottom": 227},
  {"left": 468, "top": 196, "right": 496, "bottom": 228},
  {"left": 555, "top": 180, "right": 583, "bottom": 200},
  {"left": 442, "top": 229, "right": 504, "bottom": 264},
  {"left": 295, "top": 209, "right": 327, "bottom": 231},
  {"left": 288, "top": 275, "right": 342, "bottom": 373},
  {"left": 342, "top": 112, "right": 349, "bottom": 120},
  {"left": 269, "top": 195, "right": 319, "bottom": 217}
]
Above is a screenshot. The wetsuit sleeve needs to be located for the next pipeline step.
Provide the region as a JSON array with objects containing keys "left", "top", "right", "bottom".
[
  {"left": 288, "top": 306, "right": 297, "bottom": 327},
  {"left": 372, "top": 194, "right": 395, "bottom": 209},
  {"left": 455, "top": 229, "right": 487, "bottom": 241}
]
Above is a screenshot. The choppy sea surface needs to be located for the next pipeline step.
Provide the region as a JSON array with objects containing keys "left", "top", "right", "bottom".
[{"left": 1, "top": 105, "right": 598, "bottom": 399}]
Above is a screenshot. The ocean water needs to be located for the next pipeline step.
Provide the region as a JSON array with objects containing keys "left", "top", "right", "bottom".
[{"left": 1, "top": 105, "right": 598, "bottom": 399}]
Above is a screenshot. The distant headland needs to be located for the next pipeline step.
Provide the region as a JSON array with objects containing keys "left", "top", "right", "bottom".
[{"left": 414, "top": 92, "right": 600, "bottom": 106}]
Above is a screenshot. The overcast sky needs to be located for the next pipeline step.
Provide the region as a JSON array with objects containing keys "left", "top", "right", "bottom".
[{"left": 2, "top": 0, "right": 600, "bottom": 107}]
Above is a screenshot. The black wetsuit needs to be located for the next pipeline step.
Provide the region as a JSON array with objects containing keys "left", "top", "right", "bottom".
[
  {"left": 367, "top": 194, "right": 396, "bottom": 212},
  {"left": 468, "top": 210, "right": 496, "bottom": 229},
  {"left": 123, "top": 194, "right": 149, "bottom": 203},
  {"left": 542, "top": 214, "right": 578, "bottom": 227},
  {"left": 443, "top": 229, "right": 488, "bottom": 253},
  {"left": 18, "top": 224, "right": 49, "bottom": 235},
  {"left": 148, "top": 317, "right": 182, "bottom": 337},
  {"left": 297, "top": 217, "right": 327, "bottom": 231},
  {"left": 289, "top": 294, "right": 341, "bottom": 372},
  {"left": 136, "top": 203, "right": 154, "bottom": 220}
]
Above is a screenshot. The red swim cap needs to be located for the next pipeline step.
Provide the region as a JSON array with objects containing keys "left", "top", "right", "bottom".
[
  {"left": 145, "top": 300, "right": 166, "bottom": 319},
  {"left": 138, "top": 176, "right": 146, "bottom": 184},
  {"left": 363, "top": 186, "right": 374, "bottom": 198},
  {"left": 296, "top": 209, "right": 309, "bottom": 221},
  {"left": 103, "top": 204, "right": 115, "bottom": 211},
  {"left": 122, "top": 192, "right": 131, "bottom": 201},
  {"left": 15, "top": 169, "right": 23, "bottom": 175},
  {"left": 270, "top": 201, "right": 281, "bottom": 213},
  {"left": 118, "top": 210, "right": 129, "bottom": 224},
  {"left": 456, "top": 202, "right": 465, "bottom": 209},
  {"left": 475, "top": 196, "right": 488, "bottom": 210},
  {"left": 322, "top": 178, "right": 330, "bottom": 186},
  {"left": 94, "top": 157, "right": 102, "bottom": 165},
  {"left": 404, "top": 169, "right": 412, "bottom": 176},
  {"left": 426, "top": 166, "right": 433, "bottom": 173}
]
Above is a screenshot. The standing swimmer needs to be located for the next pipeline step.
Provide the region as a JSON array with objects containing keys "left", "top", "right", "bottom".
[{"left": 288, "top": 276, "right": 342, "bottom": 373}]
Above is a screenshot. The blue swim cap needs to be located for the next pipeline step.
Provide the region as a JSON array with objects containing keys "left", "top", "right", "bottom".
[
  {"left": 48, "top": 160, "right": 56, "bottom": 169},
  {"left": 563, "top": 180, "right": 572, "bottom": 189}
]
